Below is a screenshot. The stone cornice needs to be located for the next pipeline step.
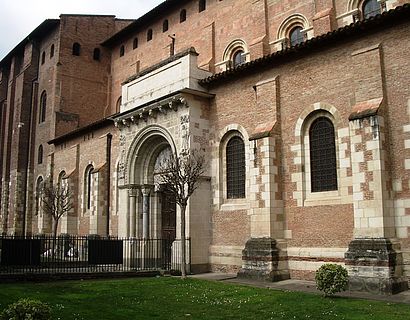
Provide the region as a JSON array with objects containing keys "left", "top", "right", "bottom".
[{"left": 112, "top": 94, "right": 188, "bottom": 129}]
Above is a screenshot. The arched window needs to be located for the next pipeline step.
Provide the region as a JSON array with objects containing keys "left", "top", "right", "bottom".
[
  {"left": 362, "top": 0, "right": 381, "bottom": 19},
  {"left": 199, "top": 0, "right": 206, "bottom": 12},
  {"left": 133, "top": 38, "right": 139, "bottom": 49},
  {"left": 50, "top": 44, "right": 55, "bottom": 58},
  {"left": 223, "top": 39, "right": 249, "bottom": 70},
  {"left": 120, "top": 45, "right": 125, "bottom": 57},
  {"left": 72, "top": 42, "right": 81, "bottom": 56},
  {"left": 93, "top": 48, "right": 100, "bottom": 61},
  {"left": 163, "top": 20, "right": 169, "bottom": 32},
  {"left": 309, "top": 117, "right": 337, "bottom": 192},
  {"left": 180, "top": 9, "right": 187, "bottom": 23},
  {"left": 41, "top": 52, "right": 45, "bottom": 65},
  {"left": 38, "top": 145, "right": 43, "bottom": 164},
  {"left": 289, "top": 26, "right": 304, "bottom": 47},
  {"left": 226, "top": 136, "right": 245, "bottom": 199},
  {"left": 85, "top": 165, "right": 94, "bottom": 210},
  {"left": 39, "top": 91, "right": 47, "bottom": 123},
  {"left": 232, "top": 49, "right": 245, "bottom": 68},
  {"left": 116, "top": 96, "right": 122, "bottom": 112},
  {"left": 36, "top": 177, "right": 44, "bottom": 216},
  {"left": 147, "top": 29, "right": 153, "bottom": 42}
]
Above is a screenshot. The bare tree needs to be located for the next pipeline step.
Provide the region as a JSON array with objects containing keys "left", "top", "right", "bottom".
[
  {"left": 156, "top": 149, "right": 205, "bottom": 278},
  {"left": 39, "top": 179, "right": 73, "bottom": 240}
]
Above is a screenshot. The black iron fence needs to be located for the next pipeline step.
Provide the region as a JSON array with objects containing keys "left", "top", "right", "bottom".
[{"left": 0, "top": 235, "right": 190, "bottom": 275}]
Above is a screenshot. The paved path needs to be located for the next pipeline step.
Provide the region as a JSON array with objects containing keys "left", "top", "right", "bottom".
[{"left": 189, "top": 273, "right": 410, "bottom": 304}]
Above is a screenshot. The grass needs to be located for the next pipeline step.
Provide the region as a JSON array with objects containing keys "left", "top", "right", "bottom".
[{"left": 0, "top": 277, "right": 409, "bottom": 319}]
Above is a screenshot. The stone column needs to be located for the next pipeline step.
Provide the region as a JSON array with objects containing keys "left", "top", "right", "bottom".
[
  {"left": 141, "top": 186, "right": 151, "bottom": 239},
  {"left": 129, "top": 187, "right": 138, "bottom": 237}
]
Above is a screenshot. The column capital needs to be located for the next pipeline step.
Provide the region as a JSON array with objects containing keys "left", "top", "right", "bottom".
[{"left": 141, "top": 184, "right": 153, "bottom": 196}]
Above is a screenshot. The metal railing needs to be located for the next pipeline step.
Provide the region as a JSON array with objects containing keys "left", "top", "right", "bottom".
[{"left": 0, "top": 235, "right": 190, "bottom": 275}]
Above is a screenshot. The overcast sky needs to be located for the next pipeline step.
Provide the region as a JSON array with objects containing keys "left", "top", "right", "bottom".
[{"left": 0, "top": 0, "right": 164, "bottom": 60}]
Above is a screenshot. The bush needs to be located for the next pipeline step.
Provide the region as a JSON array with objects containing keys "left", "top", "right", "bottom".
[
  {"left": 0, "top": 298, "right": 52, "bottom": 320},
  {"left": 315, "top": 263, "right": 349, "bottom": 296}
]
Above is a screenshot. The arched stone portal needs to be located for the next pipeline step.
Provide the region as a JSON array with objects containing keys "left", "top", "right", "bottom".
[{"left": 118, "top": 126, "right": 177, "bottom": 240}]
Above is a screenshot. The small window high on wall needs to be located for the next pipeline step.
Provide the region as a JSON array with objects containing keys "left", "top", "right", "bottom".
[
  {"left": 163, "top": 20, "right": 169, "bottom": 32},
  {"left": 199, "top": 0, "right": 206, "bottom": 12},
  {"left": 147, "top": 29, "right": 153, "bottom": 42},
  {"left": 93, "top": 48, "right": 101, "bottom": 61},
  {"left": 50, "top": 44, "right": 54, "bottom": 58},
  {"left": 180, "top": 9, "right": 187, "bottom": 23},
  {"left": 72, "top": 42, "right": 81, "bottom": 56},
  {"left": 362, "top": 0, "right": 381, "bottom": 19},
  {"left": 289, "top": 26, "right": 304, "bottom": 47}
]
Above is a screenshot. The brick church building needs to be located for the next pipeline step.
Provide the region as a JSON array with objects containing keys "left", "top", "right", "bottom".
[{"left": 1, "top": 0, "right": 410, "bottom": 294}]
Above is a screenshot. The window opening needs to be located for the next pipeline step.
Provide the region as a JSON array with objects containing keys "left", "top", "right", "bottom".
[
  {"left": 226, "top": 136, "right": 245, "bottom": 199},
  {"left": 72, "top": 42, "right": 81, "bottom": 56},
  {"left": 363, "top": 0, "right": 381, "bottom": 19},
  {"left": 147, "top": 29, "right": 153, "bottom": 42},
  {"left": 289, "top": 26, "right": 304, "bottom": 47},
  {"left": 93, "top": 48, "right": 101, "bottom": 61},
  {"left": 180, "top": 9, "right": 187, "bottom": 22},
  {"left": 163, "top": 20, "right": 169, "bottom": 32},
  {"left": 309, "top": 117, "right": 338, "bottom": 192},
  {"left": 199, "top": 0, "right": 206, "bottom": 12}
]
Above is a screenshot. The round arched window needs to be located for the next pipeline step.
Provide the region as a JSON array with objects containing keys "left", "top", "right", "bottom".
[
  {"left": 232, "top": 50, "right": 245, "bottom": 68},
  {"left": 362, "top": 0, "right": 381, "bottom": 19},
  {"left": 289, "top": 26, "right": 304, "bottom": 47}
]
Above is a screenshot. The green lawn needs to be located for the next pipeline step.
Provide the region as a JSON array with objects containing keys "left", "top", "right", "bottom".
[{"left": 0, "top": 277, "right": 409, "bottom": 320}]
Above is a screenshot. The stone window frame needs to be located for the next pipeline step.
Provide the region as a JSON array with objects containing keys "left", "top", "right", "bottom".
[
  {"left": 217, "top": 39, "right": 250, "bottom": 72},
  {"left": 217, "top": 125, "right": 250, "bottom": 211},
  {"left": 83, "top": 164, "right": 95, "bottom": 215},
  {"left": 294, "top": 103, "right": 344, "bottom": 206},
  {"left": 41, "top": 51, "right": 46, "bottom": 65},
  {"left": 35, "top": 176, "right": 44, "bottom": 218},
  {"left": 120, "top": 45, "right": 125, "bottom": 57},
  {"left": 271, "top": 14, "right": 312, "bottom": 51},
  {"left": 345, "top": 0, "right": 386, "bottom": 23},
  {"left": 133, "top": 38, "right": 139, "bottom": 49}
]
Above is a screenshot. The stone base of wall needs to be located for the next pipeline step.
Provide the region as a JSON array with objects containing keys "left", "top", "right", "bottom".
[
  {"left": 345, "top": 238, "right": 408, "bottom": 295},
  {"left": 237, "top": 237, "right": 290, "bottom": 282}
]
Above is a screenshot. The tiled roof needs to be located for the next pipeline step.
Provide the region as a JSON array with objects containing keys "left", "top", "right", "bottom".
[{"left": 199, "top": 4, "right": 410, "bottom": 86}]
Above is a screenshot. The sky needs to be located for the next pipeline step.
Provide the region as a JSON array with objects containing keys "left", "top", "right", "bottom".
[{"left": 0, "top": 0, "right": 164, "bottom": 60}]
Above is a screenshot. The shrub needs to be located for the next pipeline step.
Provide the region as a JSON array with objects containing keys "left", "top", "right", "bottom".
[
  {"left": 315, "top": 263, "right": 349, "bottom": 296},
  {"left": 0, "top": 298, "right": 52, "bottom": 320}
]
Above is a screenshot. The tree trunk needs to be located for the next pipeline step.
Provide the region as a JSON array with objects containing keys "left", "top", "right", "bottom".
[
  {"left": 52, "top": 218, "right": 58, "bottom": 258},
  {"left": 180, "top": 204, "right": 187, "bottom": 279}
]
